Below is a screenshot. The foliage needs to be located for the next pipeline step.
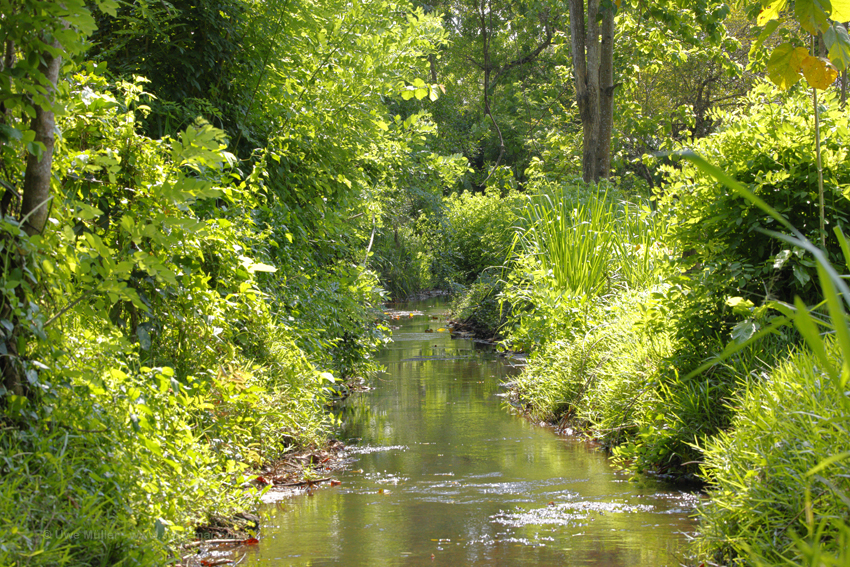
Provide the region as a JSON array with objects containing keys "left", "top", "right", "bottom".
[
  {"left": 0, "top": 0, "right": 449, "bottom": 562},
  {"left": 500, "top": 174, "right": 665, "bottom": 351},
  {"left": 448, "top": 272, "right": 507, "bottom": 339},
  {"left": 511, "top": 282, "right": 792, "bottom": 476},
  {"left": 696, "top": 339, "right": 850, "bottom": 565},
  {"left": 429, "top": 186, "right": 522, "bottom": 287},
  {"left": 371, "top": 225, "right": 434, "bottom": 300},
  {"left": 660, "top": 82, "right": 850, "bottom": 307},
  {"left": 88, "top": 0, "right": 248, "bottom": 137}
]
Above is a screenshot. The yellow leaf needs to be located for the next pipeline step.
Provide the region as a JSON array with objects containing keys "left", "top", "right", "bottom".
[
  {"left": 832, "top": 0, "right": 850, "bottom": 21},
  {"left": 758, "top": 0, "right": 787, "bottom": 25},
  {"left": 801, "top": 55, "right": 839, "bottom": 88}
]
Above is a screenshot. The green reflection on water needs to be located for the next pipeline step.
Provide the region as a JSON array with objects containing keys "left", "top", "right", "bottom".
[{"left": 244, "top": 297, "right": 697, "bottom": 566}]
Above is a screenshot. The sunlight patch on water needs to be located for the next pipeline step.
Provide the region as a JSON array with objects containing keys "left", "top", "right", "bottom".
[
  {"left": 492, "top": 500, "right": 656, "bottom": 528},
  {"left": 346, "top": 444, "right": 408, "bottom": 454}
]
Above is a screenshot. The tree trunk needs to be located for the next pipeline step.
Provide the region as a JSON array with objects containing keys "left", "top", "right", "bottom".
[
  {"left": 597, "top": 7, "right": 615, "bottom": 179},
  {"left": 569, "top": 0, "right": 616, "bottom": 183},
  {"left": 21, "top": 37, "right": 62, "bottom": 236},
  {"left": 2, "top": 36, "right": 62, "bottom": 399}
]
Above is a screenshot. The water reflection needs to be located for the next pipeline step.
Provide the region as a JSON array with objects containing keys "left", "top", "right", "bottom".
[{"left": 245, "top": 297, "right": 697, "bottom": 566}]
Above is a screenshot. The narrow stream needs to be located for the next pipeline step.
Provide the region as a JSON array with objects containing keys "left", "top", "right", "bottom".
[{"left": 245, "top": 297, "right": 698, "bottom": 566}]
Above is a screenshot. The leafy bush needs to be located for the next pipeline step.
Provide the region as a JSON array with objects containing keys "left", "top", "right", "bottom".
[
  {"left": 448, "top": 272, "right": 506, "bottom": 339},
  {"left": 371, "top": 225, "right": 434, "bottom": 300},
  {"left": 0, "top": 66, "right": 362, "bottom": 564},
  {"left": 500, "top": 175, "right": 666, "bottom": 351},
  {"left": 430, "top": 187, "right": 522, "bottom": 286},
  {"left": 660, "top": 82, "right": 850, "bottom": 307},
  {"left": 696, "top": 340, "right": 850, "bottom": 566}
]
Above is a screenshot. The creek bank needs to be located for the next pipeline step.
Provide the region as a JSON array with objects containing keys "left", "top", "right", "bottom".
[{"left": 177, "top": 440, "right": 353, "bottom": 567}]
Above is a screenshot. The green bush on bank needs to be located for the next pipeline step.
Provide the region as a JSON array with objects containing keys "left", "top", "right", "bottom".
[
  {"left": 696, "top": 339, "right": 850, "bottom": 566},
  {"left": 431, "top": 186, "right": 522, "bottom": 287},
  {"left": 0, "top": 65, "right": 381, "bottom": 565},
  {"left": 499, "top": 173, "right": 666, "bottom": 352},
  {"left": 660, "top": 82, "right": 850, "bottom": 308}
]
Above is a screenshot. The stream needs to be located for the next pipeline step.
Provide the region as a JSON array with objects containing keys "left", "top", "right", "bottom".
[{"left": 244, "top": 297, "right": 698, "bottom": 566}]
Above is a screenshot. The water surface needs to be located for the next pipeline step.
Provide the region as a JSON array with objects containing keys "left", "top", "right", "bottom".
[{"left": 245, "top": 297, "right": 697, "bottom": 566}]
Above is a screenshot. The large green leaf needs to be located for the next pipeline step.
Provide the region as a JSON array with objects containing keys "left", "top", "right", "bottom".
[
  {"left": 766, "top": 43, "right": 809, "bottom": 89},
  {"left": 825, "top": 22, "right": 850, "bottom": 69},
  {"left": 796, "top": 0, "right": 832, "bottom": 34}
]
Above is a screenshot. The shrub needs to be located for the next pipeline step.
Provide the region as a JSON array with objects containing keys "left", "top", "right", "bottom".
[
  {"left": 660, "top": 82, "right": 850, "bottom": 307},
  {"left": 500, "top": 175, "right": 666, "bottom": 351},
  {"left": 696, "top": 340, "right": 850, "bottom": 566},
  {"left": 430, "top": 187, "right": 522, "bottom": 286},
  {"left": 448, "top": 272, "right": 506, "bottom": 339}
]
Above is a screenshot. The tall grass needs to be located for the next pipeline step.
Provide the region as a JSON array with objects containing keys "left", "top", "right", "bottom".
[{"left": 511, "top": 181, "right": 664, "bottom": 299}]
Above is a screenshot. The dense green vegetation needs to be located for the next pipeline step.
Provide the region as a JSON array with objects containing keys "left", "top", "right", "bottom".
[{"left": 2, "top": 0, "right": 850, "bottom": 564}]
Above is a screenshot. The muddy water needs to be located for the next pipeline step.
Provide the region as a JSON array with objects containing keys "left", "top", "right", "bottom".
[{"left": 245, "top": 297, "right": 698, "bottom": 566}]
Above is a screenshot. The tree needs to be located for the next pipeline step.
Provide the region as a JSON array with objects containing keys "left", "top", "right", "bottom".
[
  {"left": 567, "top": 0, "right": 729, "bottom": 182},
  {"left": 0, "top": 0, "right": 114, "bottom": 398},
  {"left": 420, "top": 0, "right": 561, "bottom": 188},
  {"left": 568, "top": 0, "right": 615, "bottom": 182}
]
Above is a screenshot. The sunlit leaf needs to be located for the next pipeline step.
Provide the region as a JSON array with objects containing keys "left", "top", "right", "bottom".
[
  {"left": 767, "top": 43, "right": 809, "bottom": 89},
  {"left": 831, "top": 0, "right": 850, "bottom": 20},
  {"left": 806, "top": 452, "right": 850, "bottom": 476},
  {"left": 774, "top": 249, "right": 792, "bottom": 269},
  {"left": 758, "top": 0, "right": 787, "bottom": 25},
  {"left": 731, "top": 320, "right": 759, "bottom": 344},
  {"left": 801, "top": 54, "right": 838, "bottom": 88},
  {"left": 750, "top": 19, "right": 782, "bottom": 58}
]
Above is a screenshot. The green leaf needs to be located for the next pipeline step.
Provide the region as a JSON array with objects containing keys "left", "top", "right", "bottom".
[
  {"left": 796, "top": 0, "right": 832, "bottom": 34},
  {"left": 95, "top": 0, "right": 119, "bottom": 16},
  {"left": 750, "top": 19, "right": 782, "bottom": 58},
  {"left": 731, "top": 320, "right": 760, "bottom": 343},
  {"left": 834, "top": 227, "right": 850, "bottom": 271},
  {"left": 825, "top": 22, "right": 850, "bottom": 70},
  {"left": 793, "top": 263, "right": 812, "bottom": 286},
  {"left": 401, "top": 89, "right": 415, "bottom": 101},
  {"left": 806, "top": 451, "right": 850, "bottom": 476},
  {"left": 767, "top": 43, "right": 808, "bottom": 89},
  {"left": 816, "top": 261, "right": 850, "bottom": 385},
  {"left": 792, "top": 296, "right": 838, "bottom": 382},
  {"left": 414, "top": 88, "right": 429, "bottom": 100},
  {"left": 774, "top": 249, "right": 792, "bottom": 269}
]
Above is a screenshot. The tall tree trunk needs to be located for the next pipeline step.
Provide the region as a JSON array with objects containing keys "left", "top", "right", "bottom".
[
  {"left": 569, "top": 0, "right": 616, "bottom": 183},
  {"left": 21, "top": 37, "right": 62, "bottom": 236},
  {"left": 597, "top": 7, "right": 615, "bottom": 180},
  {"left": 2, "top": 36, "right": 62, "bottom": 398}
]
